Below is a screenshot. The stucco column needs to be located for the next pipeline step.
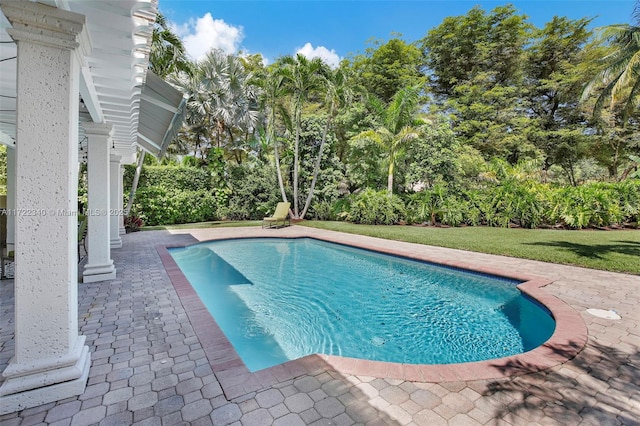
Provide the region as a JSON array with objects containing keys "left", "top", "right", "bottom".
[
  {"left": 5, "top": 146, "right": 15, "bottom": 253},
  {"left": 110, "top": 154, "right": 123, "bottom": 248},
  {"left": 119, "top": 164, "right": 126, "bottom": 235},
  {"left": 83, "top": 123, "right": 116, "bottom": 282},
  {"left": 0, "top": 1, "right": 91, "bottom": 414}
]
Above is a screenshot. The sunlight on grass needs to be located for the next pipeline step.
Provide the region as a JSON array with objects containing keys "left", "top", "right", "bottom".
[
  {"left": 142, "top": 220, "right": 262, "bottom": 231},
  {"left": 140, "top": 219, "right": 639, "bottom": 274},
  {"left": 300, "top": 221, "right": 640, "bottom": 275}
]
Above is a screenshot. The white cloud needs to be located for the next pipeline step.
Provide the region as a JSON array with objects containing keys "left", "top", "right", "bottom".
[
  {"left": 296, "top": 43, "right": 341, "bottom": 69},
  {"left": 172, "top": 13, "right": 244, "bottom": 61}
]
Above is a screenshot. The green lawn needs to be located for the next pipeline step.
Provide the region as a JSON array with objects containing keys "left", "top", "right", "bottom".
[
  {"left": 140, "top": 219, "right": 639, "bottom": 274},
  {"left": 142, "top": 220, "right": 262, "bottom": 231},
  {"left": 300, "top": 221, "right": 640, "bottom": 275}
]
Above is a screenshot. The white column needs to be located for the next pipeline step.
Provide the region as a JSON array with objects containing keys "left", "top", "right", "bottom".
[
  {"left": 0, "top": 1, "right": 91, "bottom": 414},
  {"left": 83, "top": 123, "right": 116, "bottom": 282},
  {"left": 6, "top": 146, "right": 15, "bottom": 253},
  {"left": 118, "top": 165, "right": 126, "bottom": 235},
  {"left": 109, "top": 154, "right": 122, "bottom": 248}
]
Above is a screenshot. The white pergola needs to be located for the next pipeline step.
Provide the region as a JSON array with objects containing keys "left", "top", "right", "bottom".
[{"left": 0, "top": 0, "right": 185, "bottom": 414}]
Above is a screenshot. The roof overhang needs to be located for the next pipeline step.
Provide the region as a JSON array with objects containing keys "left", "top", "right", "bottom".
[
  {"left": 136, "top": 71, "right": 187, "bottom": 158},
  {"left": 0, "top": 0, "right": 184, "bottom": 163}
]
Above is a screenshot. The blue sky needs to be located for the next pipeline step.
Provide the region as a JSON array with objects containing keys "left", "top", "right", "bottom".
[{"left": 159, "top": 1, "right": 637, "bottom": 66}]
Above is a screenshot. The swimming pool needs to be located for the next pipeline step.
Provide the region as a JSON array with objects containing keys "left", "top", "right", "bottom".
[{"left": 169, "top": 238, "right": 555, "bottom": 372}]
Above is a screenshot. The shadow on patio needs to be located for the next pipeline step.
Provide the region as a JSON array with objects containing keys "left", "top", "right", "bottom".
[
  {"left": 484, "top": 339, "right": 639, "bottom": 424},
  {"left": 2, "top": 229, "right": 639, "bottom": 424}
]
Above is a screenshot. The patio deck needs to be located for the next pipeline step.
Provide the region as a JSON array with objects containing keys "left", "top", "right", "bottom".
[{"left": 0, "top": 226, "right": 638, "bottom": 425}]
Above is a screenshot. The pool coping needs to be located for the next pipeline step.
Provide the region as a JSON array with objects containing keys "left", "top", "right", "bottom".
[{"left": 156, "top": 231, "right": 588, "bottom": 400}]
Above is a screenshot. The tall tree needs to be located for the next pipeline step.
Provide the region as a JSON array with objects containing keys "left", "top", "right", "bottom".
[
  {"left": 421, "top": 5, "right": 530, "bottom": 101},
  {"left": 149, "top": 12, "right": 192, "bottom": 79},
  {"left": 177, "top": 50, "right": 259, "bottom": 164},
  {"left": 583, "top": 1, "right": 640, "bottom": 123},
  {"left": 349, "top": 37, "right": 424, "bottom": 104},
  {"left": 580, "top": 2, "right": 640, "bottom": 179},
  {"left": 255, "top": 65, "right": 291, "bottom": 202},
  {"left": 279, "top": 54, "right": 328, "bottom": 218},
  {"left": 351, "top": 86, "right": 422, "bottom": 194},
  {"left": 524, "top": 16, "right": 594, "bottom": 183},
  {"left": 300, "top": 68, "right": 352, "bottom": 218},
  {"left": 404, "top": 116, "right": 461, "bottom": 188},
  {"left": 448, "top": 73, "right": 536, "bottom": 162},
  {"left": 421, "top": 5, "right": 534, "bottom": 163}
]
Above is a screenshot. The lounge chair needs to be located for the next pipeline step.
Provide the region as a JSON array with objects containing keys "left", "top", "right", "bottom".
[{"left": 262, "top": 202, "right": 291, "bottom": 228}]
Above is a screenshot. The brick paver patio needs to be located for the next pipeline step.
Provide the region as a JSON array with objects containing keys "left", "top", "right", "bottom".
[{"left": 1, "top": 226, "right": 638, "bottom": 425}]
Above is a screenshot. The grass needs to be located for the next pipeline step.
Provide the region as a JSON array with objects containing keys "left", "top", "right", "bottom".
[
  {"left": 139, "top": 219, "right": 639, "bottom": 274},
  {"left": 300, "top": 221, "right": 640, "bottom": 275},
  {"left": 142, "top": 220, "right": 262, "bottom": 231}
]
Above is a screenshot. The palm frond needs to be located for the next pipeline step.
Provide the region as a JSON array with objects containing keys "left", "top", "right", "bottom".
[
  {"left": 583, "top": 18, "right": 640, "bottom": 123},
  {"left": 385, "top": 86, "right": 420, "bottom": 134},
  {"left": 622, "top": 74, "right": 640, "bottom": 121}
]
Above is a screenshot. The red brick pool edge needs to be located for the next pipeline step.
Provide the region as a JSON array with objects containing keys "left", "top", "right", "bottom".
[{"left": 156, "top": 231, "right": 588, "bottom": 401}]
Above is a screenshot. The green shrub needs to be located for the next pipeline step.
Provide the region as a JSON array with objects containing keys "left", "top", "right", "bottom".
[
  {"left": 332, "top": 198, "right": 352, "bottom": 221},
  {"left": 547, "top": 182, "right": 637, "bottom": 229},
  {"left": 347, "top": 189, "right": 406, "bottom": 225},
  {"left": 124, "top": 165, "right": 211, "bottom": 192},
  {"left": 130, "top": 186, "right": 219, "bottom": 226},
  {"left": 475, "top": 180, "right": 547, "bottom": 228},
  {"left": 460, "top": 159, "right": 547, "bottom": 228},
  {"left": 460, "top": 189, "right": 484, "bottom": 226},
  {"left": 310, "top": 198, "right": 352, "bottom": 221},
  {"left": 440, "top": 196, "right": 467, "bottom": 226},
  {"left": 311, "top": 200, "right": 333, "bottom": 220},
  {"left": 406, "top": 185, "right": 448, "bottom": 225},
  {"left": 219, "top": 163, "right": 280, "bottom": 220},
  {"left": 611, "top": 180, "right": 640, "bottom": 224},
  {"left": 405, "top": 185, "right": 470, "bottom": 227}
]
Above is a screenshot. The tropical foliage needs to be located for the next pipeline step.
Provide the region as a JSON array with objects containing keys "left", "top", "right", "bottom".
[
  {"left": 149, "top": 12, "right": 192, "bottom": 78},
  {"left": 123, "top": 166, "right": 222, "bottom": 226},
  {"left": 126, "top": 3, "right": 640, "bottom": 230}
]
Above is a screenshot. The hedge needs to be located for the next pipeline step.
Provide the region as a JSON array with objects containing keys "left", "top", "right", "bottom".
[
  {"left": 124, "top": 165, "right": 212, "bottom": 192},
  {"left": 124, "top": 165, "right": 217, "bottom": 226}
]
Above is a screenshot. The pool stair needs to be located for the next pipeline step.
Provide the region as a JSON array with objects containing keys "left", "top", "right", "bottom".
[{"left": 170, "top": 247, "right": 253, "bottom": 286}]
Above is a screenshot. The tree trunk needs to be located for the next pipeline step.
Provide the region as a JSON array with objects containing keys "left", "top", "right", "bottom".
[
  {"left": 619, "top": 163, "right": 638, "bottom": 181},
  {"left": 387, "top": 158, "right": 394, "bottom": 195},
  {"left": 125, "top": 150, "right": 145, "bottom": 217},
  {"left": 273, "top": 136, "right": 288, "bottom": 202},
  {"left": 609, "top": 140, "right": 620, "bottom": 179},
  {"left": 227, "top": 127, "right": 242, "bottom": 165},
  {"left": 270, "top": 108, "right": 288, "bottom": 203},
  {"left": 292, "top": 101, "right": 301, "bottom": 218},
  {"left": 300, "top": 114, "right": 332, "bottom": 219}
]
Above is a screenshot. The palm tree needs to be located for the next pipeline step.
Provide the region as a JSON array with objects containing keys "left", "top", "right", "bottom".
[
  {"left": 280, "top": 54, "right": 327, "bottom": 218},
  {"left": 224, "top": 54, "right": 260, "bottom": 163},
  {"left": 351, "top": 86, "right": 423, "bottom": 194},
  {"left": 175, "top": 49, "right": 258, "bottom": 163},
  {"left": 192, "top": 50, "right": 232, "bottom": 151},
  {"left": 300, "top": 68, "right": 352, "bottom": 219},
  {"left": 149, "top": 12, "right": 193, "bottom": 79},
  {"left": 582, "top": 1, "right": 640, "bottom": 123},
  {"left": 255, "top": 66, "right": 291, "bottom": 202}
]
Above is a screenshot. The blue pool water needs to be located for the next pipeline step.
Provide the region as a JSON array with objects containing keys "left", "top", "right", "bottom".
[{"left": 169, "top": 238, "right": 555, "bottom": 372}]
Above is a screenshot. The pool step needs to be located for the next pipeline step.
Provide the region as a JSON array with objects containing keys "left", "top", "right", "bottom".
[
  {"left": 171, "top": 247, "right": 252, "bottom": 286},
  {"left": 171, "top": 247, "right": 213, "bottom": 265}
]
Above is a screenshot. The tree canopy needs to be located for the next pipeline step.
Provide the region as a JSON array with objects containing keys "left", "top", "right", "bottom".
[{"left": 148, "top": 2, "right": 640, "bottom": 227}]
